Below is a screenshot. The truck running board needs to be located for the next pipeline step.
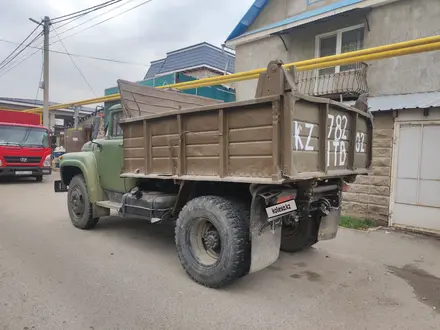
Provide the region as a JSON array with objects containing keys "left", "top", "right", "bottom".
[{"left": 96, "top": 200, "right": 122, "bottom": 211}]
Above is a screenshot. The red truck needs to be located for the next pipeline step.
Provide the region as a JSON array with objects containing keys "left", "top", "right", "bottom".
[{"left": 0, "top": 110, "right": 52, "bottom": 181}]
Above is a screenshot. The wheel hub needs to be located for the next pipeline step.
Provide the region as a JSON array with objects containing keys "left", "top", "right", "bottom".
[
  {"left": 203, "top": 230, "right": 220, "bottom": 250},
  {"left": 70, "top": 188, "right": 85, "bottom": 216}
]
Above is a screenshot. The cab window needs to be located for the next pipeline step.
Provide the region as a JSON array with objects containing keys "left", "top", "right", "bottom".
[{"left": 111, "top": 111, "right": 123, "bottom": 137}]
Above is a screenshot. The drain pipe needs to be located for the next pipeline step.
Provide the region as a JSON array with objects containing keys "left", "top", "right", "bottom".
[{"left": 221, "top": 43, "right": 234, "bottom": 75}]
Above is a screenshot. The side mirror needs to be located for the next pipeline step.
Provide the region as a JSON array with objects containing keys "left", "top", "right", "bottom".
[{"left": 91, "top": 116, "right": 101, "bottom": 141}]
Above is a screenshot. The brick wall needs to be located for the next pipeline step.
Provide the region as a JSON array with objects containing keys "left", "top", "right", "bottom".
[{"left": 342, "top": 112, "right": 394, "bottom": 225}]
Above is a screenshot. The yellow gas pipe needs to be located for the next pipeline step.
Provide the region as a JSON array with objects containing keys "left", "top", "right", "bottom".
[{"left": 24, "top": 35, "right": 440, "bottom": 113}]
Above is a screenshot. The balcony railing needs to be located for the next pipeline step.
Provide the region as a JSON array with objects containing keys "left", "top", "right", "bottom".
[{"left": 296, "top": 62, "right": 369, "bottom": 100}]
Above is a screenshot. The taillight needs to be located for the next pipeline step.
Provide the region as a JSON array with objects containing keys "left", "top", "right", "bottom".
[{"left": 276, "top": 194, "right": 296, "bottom": 204}]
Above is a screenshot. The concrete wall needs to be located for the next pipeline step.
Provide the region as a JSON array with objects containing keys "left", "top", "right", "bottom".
[
  {"left": 235, "top": 36, "right": 289, "bottom": 100},
  {"left": 342, "top": 111, "right": 394, "bottom": 225},
  {"left": 185, "top": 68, "right": 220, "bottom": 79},
  {"left": 364, "top": 0, "right": 440, "bottom": 95}
]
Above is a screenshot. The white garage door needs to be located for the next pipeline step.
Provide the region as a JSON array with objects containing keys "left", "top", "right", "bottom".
[{"left": 392, "top": 123, "right": 440, "bottom": 234}]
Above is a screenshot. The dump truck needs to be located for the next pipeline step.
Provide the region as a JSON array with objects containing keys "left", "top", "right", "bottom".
[{"left": 54, "top": 61, "right": 373, "bottom": 288}]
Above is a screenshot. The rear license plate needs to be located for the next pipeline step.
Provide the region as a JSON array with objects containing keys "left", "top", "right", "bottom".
[
  {"left": 54, "top": 180, "right": 68, "bottom": 193},
  {"left": 265, "top": 199, "right": 297, "bottom": 220},
  {"left": 15, "top": 171, "right": 32, "bottom": 175}
]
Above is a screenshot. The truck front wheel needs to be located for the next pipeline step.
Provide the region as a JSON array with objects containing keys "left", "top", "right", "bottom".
[
  {"left": 175, "top": 196, "right": 250, "bottom": 288},
  {"left": 280, "top": 216, "right": 318, "bottom": 253},
  {"left": 67, "top": 174, "right": 100, "bottom": 230}
]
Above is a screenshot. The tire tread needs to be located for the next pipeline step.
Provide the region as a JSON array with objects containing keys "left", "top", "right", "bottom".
[{"left": 175, "top": 195, "right": 249, "bottom": 288}]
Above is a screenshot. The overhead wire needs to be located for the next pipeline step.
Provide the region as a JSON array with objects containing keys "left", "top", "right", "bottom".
[
  {"left": 30, "top": 0, "right": 130, "bottom": 52},
  {"left": 0, "top": 49, "right": 40, "bottom": 78},
  {"left": 0, "top": 38, "right": 149, "bottom": 66},
  {"left": 0, "top": 25, "right": 41, "bottom": 69},
  {"left": 51, "top": 0, "right": 122, "bottom": 23},
  {"left": 50, "top": 0, "right": 136, "bottom": 45},
  {"left": 0, "top": 1, "right": 151, "bottom": 78},
  {"left": 53, "top": 0, "right": 153, "bottom": 44},
  {"left": 51, "top": 25, "right": 97, "bottom": 97},
  {"left": 0, "top": 32, "right": 43, "bottom": 76}
]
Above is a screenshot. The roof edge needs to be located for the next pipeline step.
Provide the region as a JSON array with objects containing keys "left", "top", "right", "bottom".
[
  {"left": 150, "top": 58, "right": 165, "bottom": 64},
  {"left": 226, "top": 0, "right": 269, "bottom": 42},
  {"left": 225, "top": 0, "right": 399, "bottom": 47},
  {"left": 167, "top": 42, "right": 235, "bottom": 57}
]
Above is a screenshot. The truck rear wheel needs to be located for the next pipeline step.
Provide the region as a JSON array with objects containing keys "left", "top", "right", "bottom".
[
  {"left": 175, "top": 196, "right": 250, "bottom": 288},
  {"left": 67, "top": 174, "right": 99, "bottom": 230},
  {"left": 280, "top": 216, "right": 318, "bottom": 253}
]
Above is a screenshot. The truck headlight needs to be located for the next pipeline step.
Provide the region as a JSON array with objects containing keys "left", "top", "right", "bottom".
[{"left": 43, "top": 154, "right": 51, "bottom": 167}]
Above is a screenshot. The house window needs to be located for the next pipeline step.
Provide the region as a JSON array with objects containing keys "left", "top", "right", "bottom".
[{"left": 316, "top": 25, "right": 364, "bottom": 75}]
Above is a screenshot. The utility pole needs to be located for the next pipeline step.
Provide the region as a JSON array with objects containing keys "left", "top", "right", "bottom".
[
  {"left": 43, "top": 16, "right": 50, "bottom": 129},
  {"left": 30, "top": 16, "right": 50, "bottom": 129}
]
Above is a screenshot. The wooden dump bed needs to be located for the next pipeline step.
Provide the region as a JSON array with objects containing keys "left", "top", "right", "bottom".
[{"left": 117, "top": 75, "right": 373, "bottom": 184}]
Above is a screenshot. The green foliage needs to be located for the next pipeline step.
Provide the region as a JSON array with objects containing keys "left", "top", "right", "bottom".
[{"left": 339, "top": 216, "right": 377, "bottom": 230}]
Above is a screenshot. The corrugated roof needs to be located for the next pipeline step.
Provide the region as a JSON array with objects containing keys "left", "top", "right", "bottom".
[
  {"left": 143, "top": 59, "right": 165, "bottom": 80},
  {"left": 0, "top": 97, "right": 94, "bottom": 112},
  {"left": 143, "top": 42, "right": 235, "bottom": 79},
  {"left": 343, "top": 91, "right": 440, "bottom": 112},
  {"left": 368, "top": 92, "right": 440, "bottom": 112}
]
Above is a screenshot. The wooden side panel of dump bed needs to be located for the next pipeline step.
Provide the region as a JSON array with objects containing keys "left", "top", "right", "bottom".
[
  {"left": 117, "top": 79, "right": 221, "bottom": 119},
  {"left": 120, "top": 96, "right": 280, "bottom": 182},
  {"left": 118, "top": 80, "right": 373, "bottom": 184}
]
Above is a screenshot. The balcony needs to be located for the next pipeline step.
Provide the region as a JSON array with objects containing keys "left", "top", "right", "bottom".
[{"left": 296, "top": 62, "right": 369, "bottom": 100}]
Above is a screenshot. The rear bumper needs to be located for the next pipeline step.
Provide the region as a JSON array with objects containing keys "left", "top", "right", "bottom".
[{"left": 0, "top": 166, "right": 52, "bottom": 177}]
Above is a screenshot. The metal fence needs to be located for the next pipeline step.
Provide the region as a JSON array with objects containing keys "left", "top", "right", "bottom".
[{"left": 296, "top": 62, "right": 369, "bottom": 100}]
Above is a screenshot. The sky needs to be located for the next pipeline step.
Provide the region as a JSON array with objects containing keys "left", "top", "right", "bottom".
[{"left": 0, "top": 0, "right": 254, "bottom": 103}]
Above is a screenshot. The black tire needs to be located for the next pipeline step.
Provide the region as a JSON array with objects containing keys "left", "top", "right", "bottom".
[
  {"left": 67, "top": 174, "right": 99, "bottom": 230},
  {"left": 175, "top": 196, "right": 250, "bottom": 288},
  {"left": 35, "top": 175, "right": 43, "bottom": 182},
  {"left": 280, "top": 216, "right": 318, "bottom": 253}
]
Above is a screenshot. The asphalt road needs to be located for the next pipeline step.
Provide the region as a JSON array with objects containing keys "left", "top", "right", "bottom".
[{"left": 0, "top": 174, "right": 439, "bottom": 330}]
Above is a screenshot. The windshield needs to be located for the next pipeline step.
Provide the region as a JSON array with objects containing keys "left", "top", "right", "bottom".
[{"left": 0, "top": 125, "right": 49, "bottom": 147}]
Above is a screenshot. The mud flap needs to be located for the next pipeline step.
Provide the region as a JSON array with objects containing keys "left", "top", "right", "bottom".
[
  {"left": 249, "top": 185, "right": 282, "bottom": 274},
  {"left": 318, "top": 207, "right": 341, "bottom": 241}
]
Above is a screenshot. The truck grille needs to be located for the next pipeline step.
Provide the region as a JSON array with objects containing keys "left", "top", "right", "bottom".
[{"left": 4, "top": 156, "right": 42, "bottom": 164}]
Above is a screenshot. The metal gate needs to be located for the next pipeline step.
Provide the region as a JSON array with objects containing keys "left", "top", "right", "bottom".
[{"left": 390, "top": 122, "right": 440, "bottom": 234}]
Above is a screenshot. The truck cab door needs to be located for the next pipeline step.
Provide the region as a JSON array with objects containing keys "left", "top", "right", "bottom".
[{"left": 94, "top": 110, "right": 136, "bottom": 194}]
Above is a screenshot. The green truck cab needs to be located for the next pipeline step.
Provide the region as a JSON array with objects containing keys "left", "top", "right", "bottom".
[
  {"left": 55, "top": 62, "right": 373, "bottom": 288},
  {"left": 56, "top": 105, "right": 135, "bottom": 220}
]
